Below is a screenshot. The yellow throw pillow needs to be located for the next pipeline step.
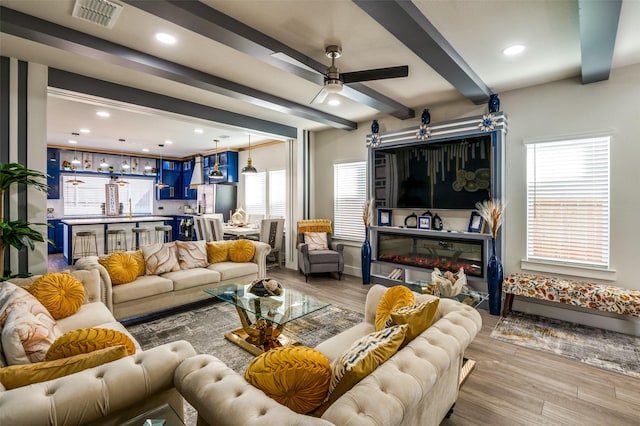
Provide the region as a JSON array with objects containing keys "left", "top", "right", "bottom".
[
  {"left": 324, "top": 324, "right": 407, "bottom": 407},
  {"left": 244, "top": 346, "right": 331, "bottom": 414},
  {"left": 130, "top": 250, "right": 146, "bottom": 277},
  {"left": 374, "top": 286, "right": 416, "bottom": 331},
  {"left": 45, "top": 328, "right": 136, "bottom": 361},
  {"left": 390, "top": 299, "right": 440, "bottom": 347},
  {"left": 98, "top": 252, "right": 139, "bottom": 285},
  {"left": 206, "top": 241, "right": 230, "bottom": 263},
  {"left": 0, "top": 345, "right": 128, "bottom": 390},
  {"left": 229, "top": 239, "right": 255, "bottom": 263},
  {"left": 28, "top": 273, "right": 85, "bottom": 319}
]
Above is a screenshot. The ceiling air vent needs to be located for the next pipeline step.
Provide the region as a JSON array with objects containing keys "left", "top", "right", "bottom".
[{"left": 72, "top": 0, "right": 123, "bottom": 29}]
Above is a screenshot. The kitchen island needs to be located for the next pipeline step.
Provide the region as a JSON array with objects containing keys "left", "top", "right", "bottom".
[{"left": 62, "top": 216, "right": 173, "bottom": 264}]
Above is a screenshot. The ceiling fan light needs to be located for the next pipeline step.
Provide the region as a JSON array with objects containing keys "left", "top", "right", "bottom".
[{"left": 324, "top": 80, "right": 343, "bottom": 93}]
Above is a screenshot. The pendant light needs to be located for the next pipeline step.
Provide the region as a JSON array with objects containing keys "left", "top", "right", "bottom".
[
  {"left": 100, "top": 158, "right": 109, "bottom": 167},
  {"left": 156, "top": 143, "right": 168, "bottom": 188},
  {"left": 209, "top": 139, "right": 224, "bottom": 179},
  {"left": 115, "top": 138, "right": 129, "bottom": 186},
  {"left": 241, "top": 134, "right": 257, "bottom": 175},
  {"left": 68, "top": 132, "right": 84, "bottom": 185}
]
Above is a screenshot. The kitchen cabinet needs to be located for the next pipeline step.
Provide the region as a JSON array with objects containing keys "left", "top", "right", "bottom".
[
  {"left": 47, "top": 219, "right": 64, "bottom": 254},
  {"left": 157, "top": 160, "right": 182, "bottom": 200},
  {"left": 47, "top": 148, "right": 60, "bottom": 199},
  {"left": 203, "top": 151, "right": 238, "bottom": 183},
  {"left": 182, "top": 159, "right": 197, "bottom": 200}
]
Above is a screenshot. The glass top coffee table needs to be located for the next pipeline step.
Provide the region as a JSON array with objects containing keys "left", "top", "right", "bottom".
[{"left": 205, "top": 284, "right": 331, "bottom": 356}]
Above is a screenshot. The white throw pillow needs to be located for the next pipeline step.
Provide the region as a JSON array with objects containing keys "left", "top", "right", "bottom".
[{"left": 304, "top": 232, "right": 328, "bottom": 250}]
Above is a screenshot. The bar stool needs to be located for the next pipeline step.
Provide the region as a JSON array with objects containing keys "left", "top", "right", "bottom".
[
  {"left": 72, "top": 230, "right": 99, "bottom": 264},
  {"left": 155, "top": 225, "right": 173, "bottom": 244},
  {"left": 131, "top": 227, "right": 152, "bottom": 250},
  {"left": 106, "top": 228, "right": 128, "bottom": 253}
]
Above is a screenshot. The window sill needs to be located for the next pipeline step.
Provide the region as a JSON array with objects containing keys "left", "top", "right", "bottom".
[{"left": 520, "top": 260, "right": 617, "bottom": 282}]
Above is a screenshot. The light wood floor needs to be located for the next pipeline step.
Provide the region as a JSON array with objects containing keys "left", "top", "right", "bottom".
[{"left": 49, "top": 256, "right": 640, "bottom": 425}]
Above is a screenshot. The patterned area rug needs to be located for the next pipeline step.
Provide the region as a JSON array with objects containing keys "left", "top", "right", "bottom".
[{"left": 491, "top": 311, "right": 640, "bottom": 378}]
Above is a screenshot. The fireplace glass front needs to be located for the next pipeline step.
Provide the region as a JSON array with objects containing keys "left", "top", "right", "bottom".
[{"left": 376, "top": 232, "right": 485, "bottom": 277}]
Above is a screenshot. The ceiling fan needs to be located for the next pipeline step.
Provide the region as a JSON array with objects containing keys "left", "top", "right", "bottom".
[{"left": 311, "top": 45, "right": 409, "bottom": 104}]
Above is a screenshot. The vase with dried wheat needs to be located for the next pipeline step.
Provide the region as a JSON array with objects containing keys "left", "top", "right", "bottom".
[
  {"left": 361, "top": 199, "right": 374, "bottom": 285},
  {"left": 475, "top": 198, "right": 505, "bottom": 315}
]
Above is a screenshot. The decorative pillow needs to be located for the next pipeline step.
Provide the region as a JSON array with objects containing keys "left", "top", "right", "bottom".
[
  {"left": 98, "top": 252, "right": 139, "bottom": 285},
  {"left": 244, "top": 346, "right": 331, "bottom": 414},
  {"left": 141, "top": 242, "right": 180, "bottom": 275},
  {"left": 45, "top": 328, "right": 136, "bottom": 361},
  {"left": 304, "top": 232, "right": 328, "bottom": 250},
  {"left": 0, "top": 345, "right": 128, "bottom": 390},
  {"left": 176, "top": 240, "right": 209, "bottom": 269},
  {"left": 389, "top": 299, "right": 440, "bottom": 346},
  {"left": 325, "top": 324, "right": 407, "bottom": 405},
  {"left": 28, "top": 273, "right": 85, "bottom": 319},
  {"left": 206, "top": 241, "right": 229, "bottom": 264},
  {"left": 0, "top": 283, "right": 62, "bottom": 365},
  {"left": 374, "top": 286, "right": 415, "bottom": 331},
  {"left": 130, "top": 250, "right": 146, "bottom": 277},
  {"left": 229, "top": 239, "right": 255, "bottom": 263}
]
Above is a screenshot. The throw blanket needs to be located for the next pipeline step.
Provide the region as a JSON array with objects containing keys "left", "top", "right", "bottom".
[{"left": 296, "top": 219, "right": 332, "bottom": 247}]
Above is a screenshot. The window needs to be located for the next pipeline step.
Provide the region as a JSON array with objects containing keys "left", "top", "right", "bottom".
[
  {"left": 63, "top": 175, "right": 154, "bottom": 216},
  {"left": 269, "top": 170, "right": 286, "bottom": 219},
  {"left": 526, "top": 136, "right": 610, "bottom": 268},
  {"left": 244, "top": 170, "right": 286, "bottom": 221},
  {"left": 244, "top": 172, "right": 266, "bottom": 216},
  {"left": 334, "top": 161, "right": 367, "bottom": 241}
]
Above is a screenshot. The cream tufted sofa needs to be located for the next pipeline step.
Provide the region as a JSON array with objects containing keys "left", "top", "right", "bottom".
[
  {"left": 0, "top": 270, "right": 197, "bottom": 425},
  {"left": 175, "top": 284, "right": 482, "bottom": 425}
]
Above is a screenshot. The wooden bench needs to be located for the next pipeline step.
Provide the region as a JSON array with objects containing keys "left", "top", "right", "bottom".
[{"left": 502, "top": 273, "right": 640, "bottom": 318}]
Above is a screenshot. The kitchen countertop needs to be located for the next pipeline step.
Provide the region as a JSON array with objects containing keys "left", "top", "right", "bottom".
[{"left": 61, "top": 216, "right": 172, "bottom": 225}]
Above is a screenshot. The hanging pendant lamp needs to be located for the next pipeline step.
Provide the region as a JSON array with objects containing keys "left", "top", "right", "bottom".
[
  {"left": 156, "top": 143, "right": 168, "bottom": 188},
  {"left": 209, "top": 139, "right": 224, "bottom": 179},
  {"left": 68, "top": 132, "right": 84, "bottom": 185},
  {"left": 241, "top": 134, "right": 257, "bottom": 175},
  {"left": 115, "top": 138, "right": 129, "bottom": 186}
]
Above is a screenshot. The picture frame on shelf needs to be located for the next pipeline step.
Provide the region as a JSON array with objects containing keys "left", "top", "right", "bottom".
[
  {"left": 418, "top": 215, "right": 432, "bottom": 230},
  {"left": 467, "top": 211, "right": 485, "bottom": 233},
  {"left": 378, "top": 209, "right": 392, "bottom": 226}
]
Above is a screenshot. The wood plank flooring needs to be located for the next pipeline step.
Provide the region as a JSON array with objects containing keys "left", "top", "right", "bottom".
[{"left": 48, "top": 255, "right": 640, "bottom": 425}]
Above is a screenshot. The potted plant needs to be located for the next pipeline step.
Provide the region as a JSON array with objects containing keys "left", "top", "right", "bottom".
[{"left": 0, "top": 162, "right": 51, "bottom": 280}]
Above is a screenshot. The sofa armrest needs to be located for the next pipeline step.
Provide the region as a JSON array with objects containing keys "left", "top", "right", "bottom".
[
  {"left": 175, "top": 354, "right": 334, "bottom": 426},
  {"left": 7, "top": 269, "right": 103, "bottom": 307},
  {"left": 74, "top": 256, "right": 113, "bottom": 312},
  {"left": 0, "top": 340, "right": 196, "bottom": 426},
  {"left": 251, "top": 241, "right": 271, "bottom": 279},
  {"left": 329, "top": 241, "right": 344, "bottom": 253}
]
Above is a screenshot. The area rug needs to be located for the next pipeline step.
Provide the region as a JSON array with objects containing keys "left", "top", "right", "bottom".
[
  {"left": 127, "top": 300, "right": 364, "bottom": 373},
  {"left": 491, "top": 311, "right": 640, "bottom": 378}
]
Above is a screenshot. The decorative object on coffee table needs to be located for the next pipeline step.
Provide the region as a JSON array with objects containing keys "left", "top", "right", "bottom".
[
  {"left": 476, "top": 198, "right": 505, "bottom": 315},
  {"left": 248, "top": 278, "right": 283, "bottom": 296},
  {"left": 431, "top": 267, "right": 467, "bottom": 297}
]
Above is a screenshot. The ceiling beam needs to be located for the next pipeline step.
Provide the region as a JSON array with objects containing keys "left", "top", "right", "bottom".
[
  {"left": 578, "top": 0, "right": 622, "bottom": 84},
  {"left": 122, "top": 0, "right": 414, "bottom": 120},
  {"left": 353, "top": 0, "right": 491, "bottom": 105},
  {"left": 0, "top": 6, "right": 356, "bottom": 131}
]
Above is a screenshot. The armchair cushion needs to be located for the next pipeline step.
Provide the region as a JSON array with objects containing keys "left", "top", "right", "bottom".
[
  {"left": 304, "top": 232, "right": 328, "bottom": 250},
  {"left": 307, "top": 250, "right": 340, "bottom": 263}
]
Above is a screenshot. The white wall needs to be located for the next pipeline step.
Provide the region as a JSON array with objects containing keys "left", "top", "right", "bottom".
[{"left": 313, "top": 62, "right": 640, "bottom": 335}]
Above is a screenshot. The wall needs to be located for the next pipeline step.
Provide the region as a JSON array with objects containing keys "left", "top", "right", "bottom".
[
  {"left": 236, "top": 142, "right": 287, "bottom": 209},
  {"left": 313, "top": 62, "right": 640, "bottom": 335}
]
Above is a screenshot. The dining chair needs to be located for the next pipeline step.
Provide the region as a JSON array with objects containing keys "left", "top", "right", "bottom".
[
  {"left": 193, "top": 217, "right": 209, "bottom": 241},
  {"left": 206, "top": 217, "right": 225, "bottom": 241},
  {"left": 260, "top": 218, "right": 285, "bottom": 268},
  {"left": 247, "top": 214, "right": 265, "bottom": 225}
]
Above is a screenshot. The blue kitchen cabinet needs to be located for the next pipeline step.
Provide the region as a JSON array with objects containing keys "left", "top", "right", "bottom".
[
  {"left": 204, "top": 151, "right": 238, "bottom": 183},
  {"left": 47, "top": 219, "right": 63, "bottom": 254},
  {"left": 47, "top": 148, "right": 60, "bottom": 199},
  {"left": 157, "top": 160, "right": 182, "bottom": 200},
  {"left": 182, "top": 158, "right": 197, "bottom": 200}
]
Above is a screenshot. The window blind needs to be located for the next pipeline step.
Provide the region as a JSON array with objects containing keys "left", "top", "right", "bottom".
[
  {"left": 269, "top": 169, "right": 286, "bottom": 220},
  {"left": 526, "top": 136, "right": 610, "bottom": 268},
  {"left": 244, "top": 172, "right": 266, "bottom": 216},
  {"left": 334, "top": 161, "right": 366, "bottom": 241},
  {"left": 63, "top": 175, "right": 154, "bottom": 216}
]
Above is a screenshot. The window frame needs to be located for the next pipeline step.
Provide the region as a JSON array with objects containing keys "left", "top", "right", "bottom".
[{"left": 333, "top": 161, "right": 367, "bottom": 242}]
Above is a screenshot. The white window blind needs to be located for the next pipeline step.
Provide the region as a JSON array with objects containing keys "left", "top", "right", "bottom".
[
  {"left": 269, "top": 169, "right": 286, "bottom": 220},
  {"left": 244, "top": 172, "right": 266, "bottom": 216},
  {"left": 334, "top": 161, "right": 366, "bottom": 241},
  {"left": 526, "top": 136, "right": 610, "bottom": 268},
  {"left": 63, "top": 175, "right": 154, "bottom": 216}
]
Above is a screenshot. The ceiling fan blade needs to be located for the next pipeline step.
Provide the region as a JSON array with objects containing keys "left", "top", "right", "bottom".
[
  {"left": 341, "top": 66, "right": 409, "bottom": 84},
  {"left": 311, "top": 88, "right": 329, "bottom": 104}
]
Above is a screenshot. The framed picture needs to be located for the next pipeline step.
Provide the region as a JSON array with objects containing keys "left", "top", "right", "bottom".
[
  {"left": 467, "top": 211, "right": 484, "bottom": 233},
  {"left": 418, "top": 215, "right": 432, "bottom": 230},
  {"left": 378, "top": 209, "right": 392, "bottom": 226}
]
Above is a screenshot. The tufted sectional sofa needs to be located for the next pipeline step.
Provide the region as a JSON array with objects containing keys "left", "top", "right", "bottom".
[
  {"left": 0, "top": 269, "right": 197, "bottom": 425},
  {"left": 175, "top": 284, "right": 482, "bottom": 425}
]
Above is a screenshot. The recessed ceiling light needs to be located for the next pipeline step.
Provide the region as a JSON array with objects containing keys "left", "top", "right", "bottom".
[
  {"left": 79, "top": 128, "right": 90, "bottom": 133},
  {"left": 328, "top": 99, "right": 341, "bottom": 106},
  {"left": 503, "top": 44, "right": 525, "bottom": 56},
  {"left": 165, "top": 140, "right": 174, "bottom": 144},
  {"left": 155, "top": 32, "right": 176, "bottom": 45},
  {"left": 96, "top": 110, "right": 110, "bottom": 118},
  {"left": 194, "top": 128, "right": 203, "bottom": 134},
  {"left": 68, "top": 140, "right": 77, "bottom": 144},
  {"left": 142, "top": 148, "right": 149, "bottom": 152}
]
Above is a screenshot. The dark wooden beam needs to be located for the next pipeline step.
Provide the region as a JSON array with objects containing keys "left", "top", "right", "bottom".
[{"left": 578, "top": 0, "right": 622, "bottom": 84}]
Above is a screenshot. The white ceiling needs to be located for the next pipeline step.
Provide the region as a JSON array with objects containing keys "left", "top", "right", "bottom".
[{"left": 1, "top": 0, "right": 639, "bottom": 158}]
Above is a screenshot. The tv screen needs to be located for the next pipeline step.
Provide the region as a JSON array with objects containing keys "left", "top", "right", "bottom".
[{"left": 374, "top": 135, "right": 492, "bottom": 209}]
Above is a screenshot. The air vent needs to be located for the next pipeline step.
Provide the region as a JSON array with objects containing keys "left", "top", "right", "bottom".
[{"left": 72, "top": 0, "right": 123, "bottom": 29}]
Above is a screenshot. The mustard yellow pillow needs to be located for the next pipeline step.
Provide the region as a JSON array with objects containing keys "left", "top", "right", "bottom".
[
  {"left": 229, "top": 239, "right": 255, "bottom": 263},
  {"left": 0, "top": 345, "right": 128, "bottom": 390},
  {"left": 130, "top": 250, "right": 146, "bottom": 277},
  {"left": 206, "top": 241, "right": 229, "bottom": 263},
  {"left": 28, "top": 273, "right": 85, "bottom": 319},
  {"left": 390, "top": 299, "right": 440, "bottom": 347},
  {"left": 374, "top": 286, "right": 415, "bottom": 331},
  {"left": 244, "top": 346, "right": 331, "bottom": 414},
  {"left": 98, "top": 252, "right": 139, "bottom": 285},
  {"left": 45, "top": 328, "right": 136, "bottom": 361}
]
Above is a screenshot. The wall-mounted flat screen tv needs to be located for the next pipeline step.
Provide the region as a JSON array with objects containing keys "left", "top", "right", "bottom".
[{"left": 373, "top": 135, "right": 492, "bottom": 209}]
